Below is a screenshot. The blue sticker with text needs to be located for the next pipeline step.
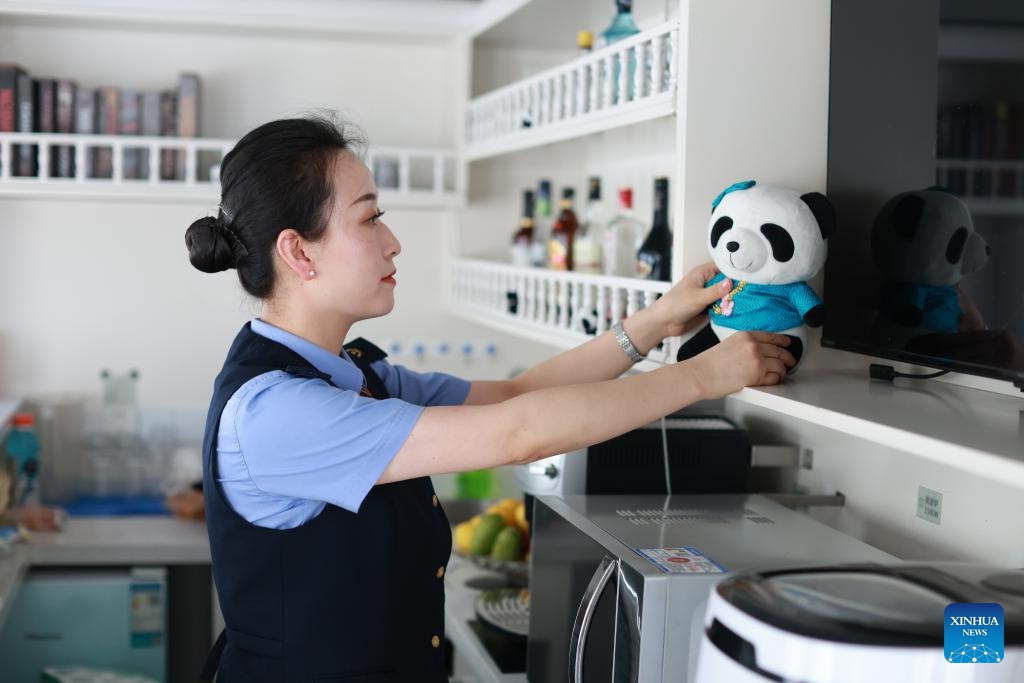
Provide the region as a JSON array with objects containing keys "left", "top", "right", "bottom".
[{"left": 945, "top": 603, "right": 1003, "bottom": 664}]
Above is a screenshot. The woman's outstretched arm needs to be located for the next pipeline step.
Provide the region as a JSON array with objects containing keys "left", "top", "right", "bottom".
[{"left": 463, "top": 262, "right": 735, "bottom": 405}]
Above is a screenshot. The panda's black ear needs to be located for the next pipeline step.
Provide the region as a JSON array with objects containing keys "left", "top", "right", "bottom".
[
  {"left": 890, "top": 194, "right": 924, "bottom": 240},
  {"left": 800, "top": 192, "right": 836, "bottom": 240}
]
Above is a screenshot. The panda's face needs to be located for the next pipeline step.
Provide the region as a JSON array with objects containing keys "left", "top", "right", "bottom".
[
  {"left": 871, "top": 190, "right": 989, "bottom": 286},
  {"left": 708, "top": 186, "right": 829, "bottom": 285}
]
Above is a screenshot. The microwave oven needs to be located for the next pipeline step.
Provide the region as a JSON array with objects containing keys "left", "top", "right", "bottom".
[{"left": 527, "top": 493, "right": 897, "bottom": 683}]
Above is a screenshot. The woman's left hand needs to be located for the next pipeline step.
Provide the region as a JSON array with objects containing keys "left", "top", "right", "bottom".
[{"left": 652, "top": 261, "right": 733, "bottom": 338}]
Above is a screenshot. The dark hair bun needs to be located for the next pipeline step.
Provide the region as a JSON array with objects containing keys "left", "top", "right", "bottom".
[{"left": 186, "top": 216, "right": 236, "bottom": 273}]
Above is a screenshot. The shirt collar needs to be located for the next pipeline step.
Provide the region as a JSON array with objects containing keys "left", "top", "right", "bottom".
[{"left": 250, "top": 318, "right": 364, "bottom": 391}]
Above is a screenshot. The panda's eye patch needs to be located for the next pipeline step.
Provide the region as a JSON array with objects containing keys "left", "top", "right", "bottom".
[
  {"left": 946, "top": 227, "right": 967, "bottom": 264},
  {"left": 710, "top": 216, "right": 733, "bottom": 248},
  {"left": 760, "top": 223, "right": 794, "bottom": 262}
]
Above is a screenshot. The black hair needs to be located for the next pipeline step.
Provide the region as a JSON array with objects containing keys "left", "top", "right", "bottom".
[{"left": 185, "top": 113, "right": 364, "bottom": 298}]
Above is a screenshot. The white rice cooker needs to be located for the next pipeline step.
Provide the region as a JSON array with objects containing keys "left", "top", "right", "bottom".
[{"left": 694, "top": 562, "right": 1024, "bottom": 682}]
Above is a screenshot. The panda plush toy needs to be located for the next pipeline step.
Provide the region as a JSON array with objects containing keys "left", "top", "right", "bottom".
[
  {"left": 871, "top": 187, "right": 989, "bottom": 336},
  {"left": 676, "top": 180, "right": 836, "bottom": 371}
]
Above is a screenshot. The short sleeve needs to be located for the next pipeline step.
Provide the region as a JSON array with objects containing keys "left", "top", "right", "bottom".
[
  {"left": 370, "top": 360, "right": 470, "bottom": 407},
  {"left": 218, "top": 370, "right": 423, "bottom": 520},
  {"left": 789, "top": 282, "right": 824, "bottom": 317}
]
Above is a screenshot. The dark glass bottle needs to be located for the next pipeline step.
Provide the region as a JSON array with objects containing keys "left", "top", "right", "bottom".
[
  {"left": 636, "top": 177, "right": 672, "bottom": 281},
  {"left": 531, "top": 180, "right": 553, "bottom": 267},
  {"left": 549, "top": 187, "right": 579, "bottom": 271},
  {"left": 510, "top": 189, "right": 535, "bottom": 267}
]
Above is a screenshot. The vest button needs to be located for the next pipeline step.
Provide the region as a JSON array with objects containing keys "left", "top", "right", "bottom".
[
  {"left": 436, "top": 565, "right": 445, "bottom": 579},
  {"left": 431, "top": 635, "right": 441, "bottom": 648},
  {"left": 432, "top": 494, "right": 438, "bottom": 507}
]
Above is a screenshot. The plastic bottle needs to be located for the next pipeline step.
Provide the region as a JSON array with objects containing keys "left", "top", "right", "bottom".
[
  {"left": 456, "top": 469, "right": 495, "bottom": 500},
  {"left": 5, "top": 412, "right": 40, "bottom": 505}
]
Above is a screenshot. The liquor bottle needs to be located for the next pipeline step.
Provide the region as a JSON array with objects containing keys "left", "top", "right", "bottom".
[
  {"left": 601, "top": 0, "right": 641, "bottom": 104},
  {"left": 549, "top": 187, "right": 579, "bottom": 271},
  {"left": 636, "top": 177, "right": 672, "bottom": 281},
  {"left": 603, "top": 187, "right": 644, "bottom": 277},
  {"left": 531, "top": 180, "right": 553, "bottom": 267},
  {"left": 510, "top": 189, "right": 535, "bottom": 267},
  {"left": 573, "top": 176, "right": 606, "bottom": 274}
]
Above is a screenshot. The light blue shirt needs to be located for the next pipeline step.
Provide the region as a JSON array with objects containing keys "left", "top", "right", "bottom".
[{"left": 217, "top": 319, "right": 471, "bottom": 529}]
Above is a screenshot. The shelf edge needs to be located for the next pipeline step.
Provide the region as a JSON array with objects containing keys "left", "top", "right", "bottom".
[{"left": 729, "top": 385, "right": 1024, "bottom": 488}]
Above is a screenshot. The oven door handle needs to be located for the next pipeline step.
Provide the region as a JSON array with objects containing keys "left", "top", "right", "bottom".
[{"left": 569, "top": 554, "right": 618, "bottom": 683}]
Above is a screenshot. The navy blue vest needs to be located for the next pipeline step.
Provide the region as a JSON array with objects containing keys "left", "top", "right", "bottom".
[{"left": 201, "top": 324, "right": 451, "bottom": 682}]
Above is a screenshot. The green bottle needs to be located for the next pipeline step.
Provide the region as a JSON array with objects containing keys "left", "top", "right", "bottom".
[{"left": 456, "top": 469, "right": 495, "bottom": 499}]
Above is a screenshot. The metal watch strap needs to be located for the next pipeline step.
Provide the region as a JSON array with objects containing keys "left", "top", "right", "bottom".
[{"left": 612, "top": 321, "right": 644, "bottom": 363}]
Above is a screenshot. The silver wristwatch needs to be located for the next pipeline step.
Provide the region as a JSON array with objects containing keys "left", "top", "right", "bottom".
[{"left": 612, "top": 321, "right": 645, "bottom": 363}]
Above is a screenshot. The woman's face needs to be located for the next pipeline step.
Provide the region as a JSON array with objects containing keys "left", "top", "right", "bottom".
[{"left": 311, "top": 150, "right": 401, "bottom": 322}]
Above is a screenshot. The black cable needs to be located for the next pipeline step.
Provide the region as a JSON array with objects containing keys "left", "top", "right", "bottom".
[{"left": 869, "top": 363, "right": 950, "bottom": 382}]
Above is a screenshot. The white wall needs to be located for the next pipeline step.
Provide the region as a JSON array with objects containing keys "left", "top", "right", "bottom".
[
  {"left": 0, "top": 17, "right": 459, "bottom": 145},
  {"left": 0, "top": 18, "right": 557, "bottom": 410}
]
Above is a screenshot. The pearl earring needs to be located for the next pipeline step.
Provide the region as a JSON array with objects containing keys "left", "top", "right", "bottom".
[{"left": 308, "top": 270, "right": 316, "bottom": 278}]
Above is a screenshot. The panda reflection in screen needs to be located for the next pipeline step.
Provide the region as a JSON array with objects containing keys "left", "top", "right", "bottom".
[
  {"left": 870, "top": 187, "right": 990, "bottom": 341},
  {"left": 676, "top": 180, "right": 836, "bottom": 373}
]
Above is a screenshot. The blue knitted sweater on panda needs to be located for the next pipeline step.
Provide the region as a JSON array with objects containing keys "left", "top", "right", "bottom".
[{"left": 706, "top": 272, "right": 822, "bottom": 332}]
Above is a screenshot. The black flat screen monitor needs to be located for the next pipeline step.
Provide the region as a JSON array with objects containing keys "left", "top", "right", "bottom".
[{"left": 823, "top": 0, "right": 1024, "bottom": 389}]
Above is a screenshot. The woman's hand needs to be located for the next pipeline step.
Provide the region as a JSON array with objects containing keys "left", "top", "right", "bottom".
[
  {"left": 684, "top": 331, "right": 795, "bottom": 398},
  {"left": 652, "top": 261, "right": 734, "bottom": 338}
]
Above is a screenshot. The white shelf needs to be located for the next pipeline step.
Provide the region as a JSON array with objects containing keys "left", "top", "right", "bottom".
[
  {"left": 465, "top": 20, "right": 679, "bottom": 161},
  {"left": 730, "top": 368, "right": 1024, "bottom": 487},
  {"left": 935, "top": 158, "right": 1024, "bottom": 215},
  {"left": 0, "top": 133, "right": 464, "bottom": 208},
  {"left": 450, "top": 258, "right": 676, "bottom": 368}
]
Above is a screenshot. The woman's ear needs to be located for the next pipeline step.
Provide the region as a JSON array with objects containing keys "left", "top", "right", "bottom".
[{"left": 276, "top": 228, "right": 317, "bottom": 281}]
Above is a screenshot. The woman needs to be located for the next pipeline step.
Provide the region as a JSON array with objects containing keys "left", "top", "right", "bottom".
[{"left": 186, "top": 115, "right": 794, "bottom": 682}]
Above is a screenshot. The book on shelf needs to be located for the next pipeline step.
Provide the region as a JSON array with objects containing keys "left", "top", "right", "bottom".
[
  {"left": 936, "top": 101, "right": 1024, "bottom": 199},
  {"left": 175, "top": 73, "right": 200, "bottom": 181},
  {"left": 75, "top": 88, "right": 96, "bottom": 134},
  {"left": 54, "top": 79, "right": 76, "bottom": 178},
  {"left": 94, "top": 86, "right": 119, "bottom": 179},
  {"left": 0, "top": 63, "right": 37, "bottom": 177},
  {"left": 119, "top": 89, "right": 142, "bottom": 180},
  {"left": 159, "top": 89, "right": 178, "bottom": 180},
  {"left": 140, "top": 91, "right": 161, "bottom": 180},
  {"left": 0, "top": 64, "right": 16, "bottom": 136},
  {"left": 74, "top": 88, "right": 96, "bottom": 178},
  {"left": 33, "top": 78, "right": 55, "bottom": 177},
  {"left": 0, "top": 67, "right": 206, "bottom": 184}
]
